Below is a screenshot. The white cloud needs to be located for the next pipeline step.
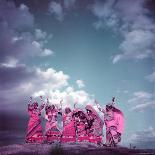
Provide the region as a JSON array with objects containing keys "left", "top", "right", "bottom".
[
  {"left": 129, "top": 127, "right": 155, "bottom": 149},
  {"left": 115, "top": 29, "right": 154, "bottom": 62},
  {"left": 76, "top": 80, "right": 85, "bottom": 88},
  {"left": 48, "top": 0, "right": 77, "bottom": 21},
  {"left": 35, "top": 29, "right": 47, "bottom": 40},
  {"left": 112, "top": 54, "right": 123, "bottom": 64},
  {"left": 19, "top": 4, "right": 28, "bottom": 11},
  {"left": 90, "top": 0, "right": 155, "bottom": 63},
  {"left": 146, "top": 71, "right": 155, "bottom": 83},
  {"left": 0, "top": 58, "right": 19, "bottom": 68},
  {"left": 40, "top": 88, "right": 90, "bottom": 108},
  {"left": 0, "top": 1, "right": 54, "bottom": 63},
  {"left": 40, "top": 49, "right": 54, "bottom": 57},
  {"left": 128, "top": 91, "right": 155, "bottom": 112},
  {"left": 35, "top": 68, "right": 69, "bottom": 90},
  {"left": 64, "top": 0, "right": 76, "bottom": 9},
  {"left": 49, "top": 2, "right": 64, "bottom": 21}
]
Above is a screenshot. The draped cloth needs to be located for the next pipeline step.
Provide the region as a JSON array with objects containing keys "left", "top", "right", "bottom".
[
  {"left": 61, "top": 111, "right": 76, "bottom": 143},
  {"left": 104, "top": 107, "right": 124, "bottom": 146},
  {"left": 85, "top": 105, "right": 103, "bottom": 145},
  {"left": 26, "top": 105, "right": 44, "bottom": 143},
  {"left": 45, "top": 107, "right": 61, "bottom": 143},
  {"left": 73, "top": 109, "right": 89, "bottom": 143}
]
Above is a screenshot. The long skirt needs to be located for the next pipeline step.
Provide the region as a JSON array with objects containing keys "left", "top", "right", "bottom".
[
  {"left": 26, "top": 118, "right": 43, "bottom": 143},
  {"left": 45, "top": 122, "right": 61, "bottom": 143},
  {"left": 88, "top": 128, "right": 103, "bottom": 145},
  {"left": 76, "top": 123, "right": 89, "bottom": 143},
  {"left": 106, "top": 126, "right": 121, "bottom": 147},
  {"left": 61, "top": 121, "right": 76, "bottom": 143}
]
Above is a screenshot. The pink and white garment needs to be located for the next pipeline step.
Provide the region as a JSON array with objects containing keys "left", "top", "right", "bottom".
[
  {"left": 44, "top": 105, "right": 61, "bottom": 143},
  {"left": 26, "top": 102, "right": 44, "bottom": 143},
  {"left": 61, "top": 107, "right": 76, "bottom": 143},
  {"left": 73, "top": 109, "right": 89, "bottom": 143},
  {"left": 85, "top": 105, "right": 103, "bottom": 145},
  {"left": 104, "top": 106, "right": 124, "bottom": 146}
]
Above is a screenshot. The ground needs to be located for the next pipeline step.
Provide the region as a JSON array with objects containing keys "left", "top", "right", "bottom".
[{"left": 0, "top": 143, "right": 155, "bottom": 155}]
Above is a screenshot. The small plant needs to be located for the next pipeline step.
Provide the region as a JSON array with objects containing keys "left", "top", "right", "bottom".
[{"left": 49, "top": 144, "right": 63, "bottom": 155}]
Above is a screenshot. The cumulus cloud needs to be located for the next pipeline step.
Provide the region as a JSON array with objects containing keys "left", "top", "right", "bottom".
[
  {"left": 0, "top": 1, "right": 34, "bottom": 30},
  {"left": 128, "top": 91, "right": 155, "bottom": 112},
  {"left": 146, "top": 71, "right": 155, "bottom": 83},
  {"left": 129, "top": 127, "right": 155, "bottom": 149},
  {"left": 0, "top": 0, "right": 53, "bottom": 64},
  {"left": 64, "top": 0, "right": 76, "bottom": 9},
  {"left": 76, "top": 80, "right": 85, "bottom": 88},
  {"left": 90, "top": 0, "right": 155, "bottom": 63},
  {"left": 33, "top": 87, "right": 90, "bottom": 109},
  {"left": 40, "top": 49, "right": 54, "bottom": 57},
  {"left": 0, "top": 0, "right": 92, "bottom": 112},
  {"left": 48, "top": 0, "right": 77, "bottom": 21},
  {"left": 0, "top": 63, "right": 92, "bottom": 111},
  {"left": 0, "top": 65, "right": 69, "bottom": 109},
  {"left": 48, "top": 2, "right": 64, "bottom": 21},
  {"left": 35, "top": 29, "right": 47, "bottom": 40}
]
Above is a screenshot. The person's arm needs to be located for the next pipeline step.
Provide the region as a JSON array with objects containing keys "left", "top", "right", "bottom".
[
  {"left": 74, "top": 101, "right": 78, "bottom": 109},
  {"left": 58, "top": 99, "right": 63, "bottom": 111},
  {"left": 95, "top": 99, "right": 106, "bottom": 114},
  {"left": 28, "top": 97, "right": 33, "bottom": 111},
  {"left": 39, "top": 96, "right": 45, "bottom": 111}
]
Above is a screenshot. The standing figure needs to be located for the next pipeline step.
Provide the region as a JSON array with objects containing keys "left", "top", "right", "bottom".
[
  {"left": 44, "top": 99, "right": 62, "bottom": 143},
  {"left": 26, "top": 96, "right": 45, "bottom": 143},
  {"left": 96, "top": 97, "right": 124, "bottom": 147},
  {"left": 73, "top": 108, "right": 89, "bottom": 143},
  {"left": 61, "top": 107, "right": 76, "bottom": 143},
  {"left": 85, "top": 105, "right": 103, "bottom": 145}
]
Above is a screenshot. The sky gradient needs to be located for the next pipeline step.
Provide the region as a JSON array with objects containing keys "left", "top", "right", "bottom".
[{"left": 0, "top": 0, "right": 155, "bottom": 148}]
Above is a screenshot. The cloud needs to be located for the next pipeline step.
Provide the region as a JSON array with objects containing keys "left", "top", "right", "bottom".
[
  {"left": 0, "top": 0, "right": 92, "bottom": 113},
  {"left": 128, "top": 91, "right": 155, "bottom": 112},
  {"left": 35, "top": 68, "right": 69, "bottom": 90},
  {"left": 33, "top": 87, "right": 90, "bottom": 109},
  {"left": 0, "top": 62, "right": 92, "bottom": 112},
  {"left": 35, "top": 29, "right": 47, "bottom": 40},
  {"left": 76, "top": 80, "right": 85, "bottom": 88},
  {"left": 90, "top": 0, "right": 155, "bottom": 63},
  {"left": 48, "top": 0, "right": 77, "bottom": 21},
  {"left": 0, "top": 0, "right": 53, "bottom": 64},
  {"left": 48, "top": 2, "right": 64, "bottom": 21},
  {"left": 0, "top": 1, "right": 34, "bottom": 30},
  {"left": 129, "top": 126, "right": 155, "bottom": 149},
  {"left": 64, "top": 0, "right": 76, "bottom": 9},
  {"left": 146, "top": 71, "right": 155, "bottom": 83},
  {"left": 0, "top": 65, "right": 70, "bottom": 110},
  {"left": 40, "top": 49, "right": 54, "bottom": 57}
]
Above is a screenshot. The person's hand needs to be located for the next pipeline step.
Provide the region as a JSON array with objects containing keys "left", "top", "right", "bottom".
[
  {"left": 60, "top": 99, "right": 63, "bottom": 105},
  {"left": 74, "top": 102, "right": 77, "bottom": 109},
  {"left": 94, "top": 99, "right": 98, "bottom": 105},
  {"left": 112, "top": 97, "right": 115, "bottom": 102}
]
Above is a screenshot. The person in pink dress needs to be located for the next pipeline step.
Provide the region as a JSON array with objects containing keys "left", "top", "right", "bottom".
[
  {"left": 96, "top": 97, "right": 124, "bottom": 147},
  {"left": 44, "top": 99, "right": 62, "bottom": 143},
  {"left": 72, "top": 107, "right": 89, "bottom": 143},
  {"left": 85, "top": 105, "right": 103, "bottom": 145},
  {"left": 61, "top": 107, "right": 76, "bottom": 143},
  {"left": 26, "top": 96, "right": 45, "bottom": 143}
]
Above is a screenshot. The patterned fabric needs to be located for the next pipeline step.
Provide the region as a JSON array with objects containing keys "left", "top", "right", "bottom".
[
  {"left": 85, "top": 105, "right": 103, "bottom": 145},
  {"left": 61, "top": 111, "right": 76, "bottom": 143},
  {"left": 104, "top": 107, "right": 124, "bottom": 146},
  {"left": 26, "top": 104, "right": 44, "bottom": 143},
  {"left": 45, "top": 106, "right": 61, "bottom": 143},
  {"left": 73, "top": 109, "right": 89, "bottom": 142}
]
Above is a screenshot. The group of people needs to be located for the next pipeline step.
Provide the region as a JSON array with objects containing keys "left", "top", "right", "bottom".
[{"left": 25, "top": 96, "right": 124, "bottom": 147}]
